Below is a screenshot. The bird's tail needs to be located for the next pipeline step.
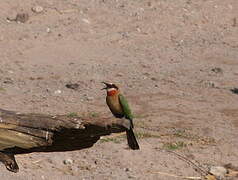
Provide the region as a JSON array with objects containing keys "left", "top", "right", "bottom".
[{"left": 126, "top": 128, "right": 140, "bottom": 150}]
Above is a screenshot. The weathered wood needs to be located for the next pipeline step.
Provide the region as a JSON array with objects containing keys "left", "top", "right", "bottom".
[
  {"left": 0, "top": 108, "right": 128, "bottom": 172},
  {"left": 0, "top": 152, "right": 18, "bottom": 173}
]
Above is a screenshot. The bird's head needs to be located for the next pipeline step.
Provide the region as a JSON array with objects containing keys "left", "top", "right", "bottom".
[{"left": 101, "top": 82, "right": 119, "bottom": 96}]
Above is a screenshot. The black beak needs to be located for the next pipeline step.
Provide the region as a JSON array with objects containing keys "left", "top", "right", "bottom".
[
  {"left": 102, "top": 82, "right": 111, "bottom": 86},
  {"left": 101, "top": 82, "right": 109, "bottom": 90}
]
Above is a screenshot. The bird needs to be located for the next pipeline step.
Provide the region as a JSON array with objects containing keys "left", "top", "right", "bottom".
[{"left": 102, "top": 82, "right": 140, "bottom": 150}]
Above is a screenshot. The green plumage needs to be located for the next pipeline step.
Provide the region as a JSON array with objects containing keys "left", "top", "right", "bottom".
[
  {"left": 118, "top": 94, "right": 139, "bottom": 150},
  {"left": 118, "top": 94, "right": 133, "bottom": 120}
]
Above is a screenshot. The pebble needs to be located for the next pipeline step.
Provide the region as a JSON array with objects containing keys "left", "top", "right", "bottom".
[
  {"left": 151, "top": 77, "right": 158, "bottom": 81},
  {"left": 3, "top": 78, "right": 14, "bottom": 84},
  {"left": 46, "top": 27, "right": 51, "bottom": 33},
  {"left": 15, "top": 13, "right": 29, "bottom": 23},
  {"left": 209, "top": 166, "right": 227, "bottom": 179},
  {"left": 136, "top": 27, "right": 141, "bottom": 32},
  {"left": 116, "top": 73, "right": 123, "bottom": 77},
  {"left": 32, "top": 6, "right": 44, "bottom": 13},
  {"left": 211, "top": 67, "right": 223, "bottom": 74},
  {"left": 201, "top": 80, "right": 217, "bottom": 88},
  {"left": 65, "top": 83, "right": 79, "bottom": 90},
  {"left": 54, "top": 90, "right": 62, "bottom": 94},
  {"left": 82, "top": 18, "right": 90, "bottom": 24},
  {"left": 86, "top": 96, "right": 94, "bottom": 101},
  {"left": 63, "top": 159, "right": 73, "bottom": 165},
  {"left": 124, "top": 167, "right": 131, "bottom": 172}
]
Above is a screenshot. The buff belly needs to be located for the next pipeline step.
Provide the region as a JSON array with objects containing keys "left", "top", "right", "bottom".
[{"left": 106, "top": 95, "right": 124, "bottom": 117}]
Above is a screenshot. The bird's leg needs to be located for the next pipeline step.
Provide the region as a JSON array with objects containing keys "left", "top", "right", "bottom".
[{"left": 0, "top": 152, "right": 19, "bottom": 173}]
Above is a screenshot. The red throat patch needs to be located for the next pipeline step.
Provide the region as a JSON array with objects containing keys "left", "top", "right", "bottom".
[{"left": 107, "top": 89, "right": 117, "bottom": 96}]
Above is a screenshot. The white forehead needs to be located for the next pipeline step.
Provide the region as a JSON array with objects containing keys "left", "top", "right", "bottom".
[{"left": 107, "top": 88, "right": 116, "bottom": 92}]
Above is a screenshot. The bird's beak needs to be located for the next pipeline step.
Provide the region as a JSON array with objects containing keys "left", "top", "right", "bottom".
[
  {"left": 101, "top": 82, "right": 109, "bottom": 90},
  {"left": 102, "top": 82, "right": 111, "bottom": 86}
]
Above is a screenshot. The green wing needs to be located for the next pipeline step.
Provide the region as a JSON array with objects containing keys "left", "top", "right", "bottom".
[{"left": 119, "top": 94, "right": 133, "bottom": 120}]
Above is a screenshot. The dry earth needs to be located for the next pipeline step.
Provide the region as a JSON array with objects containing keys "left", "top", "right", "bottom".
[{"left": 0, "top": 0, "right": 238, "bottom": 179}]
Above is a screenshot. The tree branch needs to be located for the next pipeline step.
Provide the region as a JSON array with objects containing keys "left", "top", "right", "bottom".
[{"left": 0, "top": 108, "right": 127, "bottom": 172}]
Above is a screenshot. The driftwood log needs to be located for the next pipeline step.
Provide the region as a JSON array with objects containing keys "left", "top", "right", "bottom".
[{"left": 0, "top": 108, "right": 128, "bottom": 172}]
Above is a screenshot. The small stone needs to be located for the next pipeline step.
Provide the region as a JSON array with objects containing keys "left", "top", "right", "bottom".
[
  {"left": 65, "top": 83, "right": 79, "bottom": 90},
  {"left": 120, "top": 32, "right": 129, "bottom": 38},
  {"left": 63, "top": 159, "right": 73, "bottom": 165},
  {"left": 209, "top": 166, "right": 227, "bottom": 179},
  {"left": 46, "top": 27, "right": 51, "bottom": 33},
  {"left": 124, "top": 167, "right": 130, "bottom": 172},
  {"left": 32, "top": 6, "right": 44, "bottom": 13},
  {"left": 128, "top": 175, "right": 136, "bottom": 179},
  {"left": 15, "top": 13, "right": 29, "bottom": 23},
  {"left": 201, "top": 80, "right": 217, "bottom": 88},
  {"left": 54, "top": 90, "right": 62, "bottom": 94},
  {"left": 86, "top": 96, "right": 94, "bottom": 101},
  {"left": 3, "top": 78, "right": 13, "bottom": 84},
  {"left": 151, "top": 77, "right": 158, "bottom": 81},
  {"left": 116, "top": 73, "right": 123, "bottom": 77},
  {"left": 208, "top": 81, "right": 216, "bottom": 88},
  {"left": 82, "top": 18, "right": 90, "bottom": 24},
  {"left": 211, "top": 67, "right": 223, "bottom": 74}
]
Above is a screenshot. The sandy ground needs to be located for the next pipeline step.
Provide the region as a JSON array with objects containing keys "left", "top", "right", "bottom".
[{"left": 0, "top": 0, "right": 238, "bottom": 179}]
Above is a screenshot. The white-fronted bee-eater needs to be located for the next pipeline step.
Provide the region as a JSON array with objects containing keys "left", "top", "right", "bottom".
[{"left": 102, "top": 82, "right": 140, "bottom": 150}]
